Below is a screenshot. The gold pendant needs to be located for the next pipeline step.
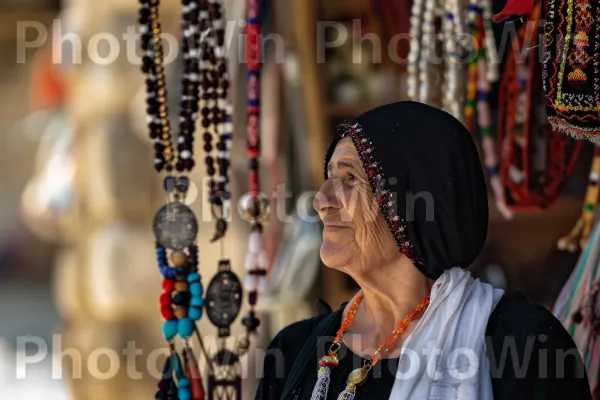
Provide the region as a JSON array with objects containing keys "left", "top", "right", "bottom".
[{"left": 346, "top": 367, "right": 369, "bottom": 386}]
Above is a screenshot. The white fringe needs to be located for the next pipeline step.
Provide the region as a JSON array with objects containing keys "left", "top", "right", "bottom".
[
  {"left": 336, "top": 384, "right": 356, "bottom": 400},
  {"left": 310, "top": 367, "right": 331, "bottom": 400}
]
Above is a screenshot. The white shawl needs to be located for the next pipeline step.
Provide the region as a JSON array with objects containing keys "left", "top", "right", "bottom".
[{"left": 389, "top": 267, "right": 504, "bottom": 399}]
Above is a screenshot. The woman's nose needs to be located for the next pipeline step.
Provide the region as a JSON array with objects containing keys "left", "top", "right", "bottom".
[{"left": 313, "top": 179, "right": 341, "bottom": 215}]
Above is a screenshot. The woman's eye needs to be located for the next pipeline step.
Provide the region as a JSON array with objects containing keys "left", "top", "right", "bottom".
[{"left": 345, "top": 173, "right": 357, "bottom": 184}]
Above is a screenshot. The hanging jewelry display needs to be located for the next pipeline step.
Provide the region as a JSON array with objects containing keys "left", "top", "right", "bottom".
[
  {"left": 497, "top": 3, "right": 583, "bottom": 212},
  {"left": 473, "top": 0, "right": 512, "bottom": 219},
  {"left": 558, "top": 144, "right": 600, "bottom": 252},
  {"left": 542, "top": 0, "right": 600, "bottom": 142},
  {"left": 553, "top": 220, "right": 600, "bottom": 397},
  {"left": 195, "top": 1, "right": 245, "bottom": 399},
  {"left": 239, "top": 0, "right": 268, "bottom": 339},
  {"left": 138, "top": 0, "right": 208, "bottom": 398}
]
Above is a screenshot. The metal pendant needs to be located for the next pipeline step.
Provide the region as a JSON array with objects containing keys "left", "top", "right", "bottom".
[
  {"left": 207, "top": 349, "right": 241, "bottom": 400},
  {"left": 346, "top": 367, "right": 369, "bottom": 386},
  {"left": 205, "top": 260, "right": 242, "bottom": 337},
  {"left": 152, "top": 202, "right": 198, "bottom": 250}
]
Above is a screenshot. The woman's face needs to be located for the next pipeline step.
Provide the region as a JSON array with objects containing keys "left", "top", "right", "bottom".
[{"left": 314, "top": 137, "right": 400, "bottom": 273}]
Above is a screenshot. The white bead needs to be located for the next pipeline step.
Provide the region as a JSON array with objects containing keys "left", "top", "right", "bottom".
[
  {"left": 244, "top": 252, "right": 257, "bottom": 271},
  {"left": 178, "top": 136, "right": 185, "bottom": 144},
  {"left": 257, "top": 276, "right": 268, "bottom": 294},
  {"left": 258, "top": 251, "right": 268, "bottom": 269},
  {"left": 181, "top": 150, "right": 191, "bottom": 159},
  {"left": 249, "top": 231, "right": 262, "bottom": 253},
  {"left": 223, "top": 122, "right": 233, "bottom": 132},
  {"left": 244, "top": 275, "right": 258, "bottom": 291},
  {"left": 200, "top": 11, "right": 209, "bottom": 19}
]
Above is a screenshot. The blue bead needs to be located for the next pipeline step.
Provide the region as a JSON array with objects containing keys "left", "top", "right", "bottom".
[
  {"left": 487, "top": 166, "right": 499, "bottom": 176},
  {"left": 178, "top": 378, "right": 190, "bottom": 388},
  {"left": 188, "top": 307, "right": 203, "bottom": 321},
  {"left": 190, "top": 297, "right": 204, "bottom": 307},
  {"left": 187, "top": 272, "right": 201, "bottom": 283},
  {"left": 163, "top": 176, "right": 176, "bottom": 192},
  {"left": 162, "top": 320, "right": 178, "bottom": 341},
  {"left": 178, "top": 388, "right": 192, "bottom": 400},
  {"left": 189, "top": 282, "right": 203, "bottom": 296},
  {"left": 178, "top": 318, "right": 195, "bottom": 338}
]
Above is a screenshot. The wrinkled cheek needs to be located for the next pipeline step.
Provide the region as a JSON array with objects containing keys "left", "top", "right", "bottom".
[{"left": 361, "top": 191, "right": 380, "bottom": 224}]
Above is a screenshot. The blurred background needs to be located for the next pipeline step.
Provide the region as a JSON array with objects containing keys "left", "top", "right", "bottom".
[{"left": 0, "top": 0, "right": 597, "bottom": 399}]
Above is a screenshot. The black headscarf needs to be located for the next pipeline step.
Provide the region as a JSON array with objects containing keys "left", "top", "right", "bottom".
[{"left": 324, "top": 101, "right": 488, "bottom": 280}]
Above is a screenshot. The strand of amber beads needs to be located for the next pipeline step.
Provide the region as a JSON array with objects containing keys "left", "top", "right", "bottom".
[{"left": 368, "top": 295, "right": 430, "bottom": 367}]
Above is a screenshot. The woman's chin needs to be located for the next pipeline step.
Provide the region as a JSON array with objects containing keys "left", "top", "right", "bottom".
[{"left": 320, "top": 241, "right": 354, "bottom": 269}]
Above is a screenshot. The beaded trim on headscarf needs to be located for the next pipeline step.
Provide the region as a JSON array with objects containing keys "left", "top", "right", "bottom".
[{"left": 332, "top": 121, "right": 419, "bottom": 263}]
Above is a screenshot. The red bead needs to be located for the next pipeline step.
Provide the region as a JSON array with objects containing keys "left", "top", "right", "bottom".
[
  {"left": 161, "top": 305, "right": 175, "bottom": 320},
  {"left": 247, "top": 106, "right": 260, "bottom": 114},
  {"left": 162, "top": 278, "right": 175, "bottom": 293},
  {"left": 159, "top": 292, "right": 172, "bottom": 306}
]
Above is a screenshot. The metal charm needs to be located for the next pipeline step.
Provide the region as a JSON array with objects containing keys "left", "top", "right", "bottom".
[
  {"left": 205, "top": 260, "right": 242, "bottom": 337},
  {"left": 153, "top": 202, "right": 198, "bottom": 250}
]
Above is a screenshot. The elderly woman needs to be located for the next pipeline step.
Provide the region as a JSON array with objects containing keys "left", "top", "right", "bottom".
[{"left": 255, "top": 102, "right": 591, "bottom": 400}]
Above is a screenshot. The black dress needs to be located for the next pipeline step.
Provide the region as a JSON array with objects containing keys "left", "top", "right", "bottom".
[{"left": 255, "top": 292, "right": 592, "bottom": 400}]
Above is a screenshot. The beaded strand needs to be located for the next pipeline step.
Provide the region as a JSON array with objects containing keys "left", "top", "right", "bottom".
[{"left": 239, "top": 0, "right": 265, "bottom": 339}]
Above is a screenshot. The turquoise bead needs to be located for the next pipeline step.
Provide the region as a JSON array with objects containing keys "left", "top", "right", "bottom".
[
  {"left": 190, "top": 297, "right": 204, "bottom": 307},
  {"left": 187, "top": 273, "right": 201, "bottom": 283},
  {"left": 162, "top": 320, "right": 178, "bottom": 341},
  {"left": 188, "top": 306, "right": 203, "bottom": 321},
  {"left": 189, "top": 282, "right": 203, "bottom": 296},
  {"left": 178, "top": 317, "right": 195, "bottom": 338},
  {"left": 178, "top": 388, "right": 192, "bottom": 400},
  {"left": 178, "top": 378, "right": 190, "bottom": 388}
]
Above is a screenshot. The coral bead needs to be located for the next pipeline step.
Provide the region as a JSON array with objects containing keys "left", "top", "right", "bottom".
[
  {"left": 161, "top": 305, "right": 175, "bottom": 320},
  {"left": 174, "top": 306, "right": 187, "bottom": 319},
  {"left": 174, "top": 281, "right": 189, "bottom": 292},
  {"left": 162, "top": 279, "right": 175, "bottom": 293},
  {"left": 159, "top": 293, "right": 172, "bottom": 307}
]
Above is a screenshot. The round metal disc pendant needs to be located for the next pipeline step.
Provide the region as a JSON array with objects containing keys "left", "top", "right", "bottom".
[
  {"left": 153, "top": 202, "right": 198, "bottom": 250},
  {"left": 205, "top": 270, "right": 242, "bottom": 328}
]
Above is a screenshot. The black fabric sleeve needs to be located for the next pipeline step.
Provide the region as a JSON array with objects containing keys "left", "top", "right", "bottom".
[
  {"left": 254, "top": 314, "right": 326, "bottom": 400},
  {"left": 486, "top": 292, "right": 592, "bottom": 400}
]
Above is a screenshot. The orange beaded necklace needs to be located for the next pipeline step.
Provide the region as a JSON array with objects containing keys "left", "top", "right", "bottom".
[{"left": 311, "top": 293, "right": 430, "bottom": 400}]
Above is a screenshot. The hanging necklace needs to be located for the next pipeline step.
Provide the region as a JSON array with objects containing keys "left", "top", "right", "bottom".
[
  {"left": 139, "top": 0, "right": 207, "bottom": 398},
  {"left": 239, "top": 0, "right": 269, "bottom": 339},
  {"left": 498, "top": 3, "right": 582, "bottom": 213},
  {"left": 310, "top": 293, "right": 430, "bottom": 400}
]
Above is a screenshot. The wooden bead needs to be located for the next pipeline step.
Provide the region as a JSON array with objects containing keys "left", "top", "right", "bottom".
[
  {"left": 174, "top": 281, "right": 189, "bottom": 292},
  {"left": 170, "top": 250, "right": 188, "bottom": 266},
  {"left": 174, "top": 306, "right": 187, "bottom": 318}
]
